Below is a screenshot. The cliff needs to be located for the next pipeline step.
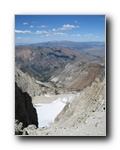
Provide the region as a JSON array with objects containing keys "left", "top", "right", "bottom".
[{"left": 15, "top": 82, "right": 38, "bottom": 129}]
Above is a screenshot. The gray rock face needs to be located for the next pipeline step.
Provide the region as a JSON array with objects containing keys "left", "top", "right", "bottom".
[
  {"left": 15, "top": 120, "right": 30, "bottom": 135},
  {"left": 15, "top": 120, "right": 23, "bottom": 135},
  {"left": 15, "top": 120, "right": 37, "bottom": 135},
  {"left": 15, "top": 67, "right": 56, "bottom": 97},
  {"left": 23, "top": 125, "right": 38, "bottom": 135},
  {"left": 15, "top": 67, "right": 80, "bottom": 97},
  {"left": 15, "top": 82, "right": 38, "bottom": 128},
  {"left": 54, "top": 78, "right": 105, "bottom": 127}
]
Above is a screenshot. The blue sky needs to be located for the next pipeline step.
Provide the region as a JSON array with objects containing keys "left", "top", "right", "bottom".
[{"left": 15, "top": 15, "right": 105, "bottom": 44}]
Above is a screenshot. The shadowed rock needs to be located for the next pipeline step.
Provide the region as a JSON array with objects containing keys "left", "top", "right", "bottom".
[{"left": 15, "top": 82, "right": 38, "bottom": 128}]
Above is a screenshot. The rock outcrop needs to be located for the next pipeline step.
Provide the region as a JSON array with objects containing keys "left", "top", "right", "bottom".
[
  {"left": 15, "top": 67, "right": 79, "bottom": 97},
  {"left": 54, "top": 78, "right": 105, "bottom": 127},
  {"left": 15, "top": 67, "right": 56, "bottom": 97},
  {"left": 15, "top": 82, "right": 38, "bottom": 129}
]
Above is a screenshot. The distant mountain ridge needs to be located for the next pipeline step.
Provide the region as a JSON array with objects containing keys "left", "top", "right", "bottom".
[
  {"left": 15, "top": 41, "right": 105, "bottom": 82},
  {"left": 16, "top": 40, "right": 105, "bottom": 51},
  {"left": 15, "top": 46, "right": 81, "bottom": 81}
]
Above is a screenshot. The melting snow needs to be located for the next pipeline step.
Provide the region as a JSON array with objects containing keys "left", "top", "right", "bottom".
[
  {"left": 35, "top": 98, "right": 66, "bottom": 128},
  {"left": 45, "top": 94, "right": 51, "bottom": 97}
]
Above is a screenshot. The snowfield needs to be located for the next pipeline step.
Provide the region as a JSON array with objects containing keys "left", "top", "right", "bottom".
[{"left": 35, "top": 97, "right": 68, "bottom": 128}]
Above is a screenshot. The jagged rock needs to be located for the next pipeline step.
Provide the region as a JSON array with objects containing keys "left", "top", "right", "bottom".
[
  {"left": 15, "top": 121, "right": 37, "bottom": 135},
  {"left": 54, "top": 78, "right": 105, "bottom": 127},
  {"left": 15, "top": 82, "right": 38, "bottom": 128},
  {"left": 15, "top": 120, "right": 23, "bottom": 135},
  {"left": 15, "top": 67, "right": 78, "bottom": 97},
  {"left": 15, "top": 67, "right": 57, "bottom": 97},
  {"left": 23, "top": 125, "right": 37, "bottom": 135}
]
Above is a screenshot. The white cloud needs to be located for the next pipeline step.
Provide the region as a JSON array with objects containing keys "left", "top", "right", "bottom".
[
  {"left": 17, "top": 37, "right": 30, "bottom": 40},
  {"left": 15, "top": 30, "right": 31, "bottom": 34},
  {"left": 57, "top": 32, "right": 67, "bottom": 35},
  {"left": 71, "top": 34, "right": 80, "bottom": 36},
  {"left": 95, "top": 35, "right": 99, "bottom": 38},
  {"left": 35, "top": 30, "right": 48, "bottom": 34},
  {"left": 74, "top": 20, "right": 78, "bottom": 23},
  {"left": 35, "top": 29, "right": 67, "bottom": 37},
  {"left": 17, "top": 37, "right": 22, "bottom": 39},
  {"left": 84, "top": 34, "right": 93, "bottom": 37},
  {"left": 53, "top": 32, "right": 67, "bottom": 36},
  {"left": 31, "top": 21, "right": 39, "bottom": 24},
  {"left": 89, "top": 34, "right": 93, "bottom": 36},
  {"left": 58, "top": 24, "right": 79, "bottom": 31},
  {"left": 46, "top": 32, "right": 67, "bottom": 37},
  {"left": 23, "top": 22, "right": 28, "bottom": 25},
  {"left": 16, "top": 23, "right": 79, "bottom": 37},
  {"left": 37, "top": 25, "right": 47, "bottom": 28},
  {"left": 52, "top": 29, "right": 56, "bottom": 31},
  {"left": 40, "top": 24, "right": 80, "bottom": 37}
]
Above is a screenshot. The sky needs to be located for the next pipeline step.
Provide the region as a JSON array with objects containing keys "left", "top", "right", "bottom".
[{"left": 15, "top": 15, "right": 105, "bottom": 44}]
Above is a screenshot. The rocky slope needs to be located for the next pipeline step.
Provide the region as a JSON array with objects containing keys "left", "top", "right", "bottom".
[
  {"left": 15, "top": 46, "right": 81, "bottom": 81},
  {"left": 55, "top": 78, "right": 105, "bottom": 126},
  {"left": 15, "top": 67, "right": 80, "bottom": 97},
  {"left": 50, "top": 61, "right": 105, "bottom": 90},
  {"left": 19, "top": 77, "right": 105, "bottom": 136},
  {"left": 15, "top": 42, "right": 105, "bottom": 82},
  {"left": 53, "top": 78, "right": 106, "bottom": 136},
  {"left": 15, "top": 67, "right": 56, "bottom": 97}
]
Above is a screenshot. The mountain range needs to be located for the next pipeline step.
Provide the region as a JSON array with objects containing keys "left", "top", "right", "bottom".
[
  {"left": 15, "top": 41, "right": 106, "bottom": 136},
  {"left": 15, "top": 41, "right": 105, "bottom": 82}
]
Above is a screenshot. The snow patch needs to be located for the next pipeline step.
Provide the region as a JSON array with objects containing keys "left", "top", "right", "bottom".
[
  {"left": 45, "top": 94, "right": 51, "bottom": 97},
  {"left": 34, "top": 94, "right": 77, "bottom": 128},
  {"left": 61, "top": 97, "right": 68, "bottom": 103},
  {"left": 34, "top": 103, "right": 43, "bottom": 107},
  {"left": 35, "top": 98, "right": 65, "bottom": 128},
  {"left": 51, "top": 77, "right": 58, "bottom": 82}
]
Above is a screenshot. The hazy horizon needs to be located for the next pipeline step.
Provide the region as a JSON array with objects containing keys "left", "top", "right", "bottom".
[{"left": 15, "top": 40, "right": 105, "bottom": 46}]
